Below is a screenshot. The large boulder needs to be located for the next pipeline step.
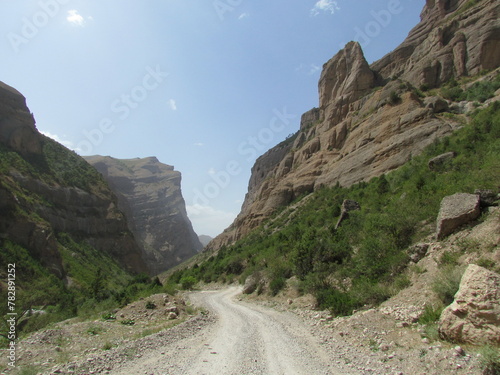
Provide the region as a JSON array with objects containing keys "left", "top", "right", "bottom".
[
  {"left": 436, "top": 193, "right": 481, "bottom": 239},
  {"left": 439, "top": 264, "right": 500, "bottom": 344}
]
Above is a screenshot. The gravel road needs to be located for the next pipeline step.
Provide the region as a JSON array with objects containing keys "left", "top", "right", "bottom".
[{"left": 110, "top": 286, "right": 345, "bottom": 375}]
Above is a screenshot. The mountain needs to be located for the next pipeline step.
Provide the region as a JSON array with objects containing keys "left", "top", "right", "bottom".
[
  {"left": 208, "top": 0, "right": 500, "bottom": 250},
  {"left": 84, "top": 156, "right": 203, "bottom": 275},
  {"left": 198, "top": 235, "right": 213, "bottom": 247},
  {"left": 0, "top": 80, "right": 148, "bottom": 312}
]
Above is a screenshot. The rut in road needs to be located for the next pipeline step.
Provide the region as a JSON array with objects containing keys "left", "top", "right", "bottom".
[{"left": 111, "top": 287, "right": 346, "bottom": 375}]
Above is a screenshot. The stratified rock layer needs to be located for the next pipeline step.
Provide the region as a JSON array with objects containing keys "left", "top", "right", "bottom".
[
  {"left": 85, "top": 156, "right": 203, "bottom": 275},
  {"left": 208, "top": 0, "right": 500, "bottom": 250}
]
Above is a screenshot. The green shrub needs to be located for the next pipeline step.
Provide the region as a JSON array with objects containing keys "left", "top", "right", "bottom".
[
  {"left": 269, "top": 276, "right": 286, "bottom": 296},
  {"left": 389, "top": 90, "right": 401, "bottom": 105},
  {"left": 438, "top": 250, "right": 461, "bottom": 266},
  {"left": 432, "top": 265, "right": 464, "bottom": 305},
  {"left": 418, "top": 304, "right": 444, "bottom": 325},
  {"left": 316, "top": 287, "right": 357, "bottom": 316},
  {"left": 102, "top": 313, "right": 116, "bottom": 321},
  {"left": 179, "top": 276, "right": 197, "bottom": 290},
  {"left": 145, "top": 301, "right": 157, "bottom": 310}
]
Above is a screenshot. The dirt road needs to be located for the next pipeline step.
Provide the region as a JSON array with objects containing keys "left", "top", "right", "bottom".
[{"left": 111, "top": 287, "right": 345, "bottom": 375}]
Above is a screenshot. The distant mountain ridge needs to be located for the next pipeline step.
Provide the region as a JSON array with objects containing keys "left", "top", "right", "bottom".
[
  {"left": 208, "top": 0, "right": 500, "bottom": 250},
  {"left": 198, "top": 235, "right": 213, "bottom": 247},
  {"left": 84, "top": 156, "right": 203, "bottom": 275}
]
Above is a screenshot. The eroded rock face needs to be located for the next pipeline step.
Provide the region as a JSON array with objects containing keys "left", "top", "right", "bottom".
[
  {"left": 439, "top": 264, "right": 500, "bottom": 344},
  {"left": 436, "top": 193, "right": 481, "bottom": 239},
  {"left": 207, "top": 0, "right": 499, "bottom": 250},
  {"left": 85, "top": 156, "right": 203, "bottom": 274},
  {"left": 372, "top": 0, "right": 500, "bottom": 88}
]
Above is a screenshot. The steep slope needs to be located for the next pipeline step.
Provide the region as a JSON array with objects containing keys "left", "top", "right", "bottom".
[
  {"left": 208, "top": 0, "right": 500, "bottom": 250},
  {"left": 85, "top": 156, "right": 203, "bottom": 275},
  {"left": 0, "top": 80, "right": 148, "bottom": 317}
]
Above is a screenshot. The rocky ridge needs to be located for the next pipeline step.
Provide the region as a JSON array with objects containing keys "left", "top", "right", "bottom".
[
  {"left": 84, "top": 156, "right": 203, "bottom": 275},
  {"left": 208, "top": 0, "right": 500, "bottom": 250}
]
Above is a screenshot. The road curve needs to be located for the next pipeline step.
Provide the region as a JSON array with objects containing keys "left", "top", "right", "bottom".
[{"left": 111, "top": 287, "right": 346, "bottom": 375}]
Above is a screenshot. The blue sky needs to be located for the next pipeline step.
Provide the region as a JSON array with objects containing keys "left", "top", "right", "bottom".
[{"left": 2, "top": 0, "right": 424, "bottom": 237}]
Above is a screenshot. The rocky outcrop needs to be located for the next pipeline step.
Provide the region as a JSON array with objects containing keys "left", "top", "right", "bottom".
[
  {"left": 319, "top": 41, "right": 376, "bottom": 128},
  {"left": 0, "top": 82, "right": 42, "bottom": 157},
  {"left": 371, "top": 0, "right": 500, "bottom": 88},
  {"left": 436, "top": 193, "right": 481, "bottom": 239},
  {"left": 0, "top": 81, "right": 147, "bottom": 275},
  {"left": 85, "top": 156, "right": 203, "bottom": 275},
  {"left": 439, "top": 264, "right": 500, "bottom": 344},
  {"left": 207, "top": 0, "right": 500, "bottom": 250}
]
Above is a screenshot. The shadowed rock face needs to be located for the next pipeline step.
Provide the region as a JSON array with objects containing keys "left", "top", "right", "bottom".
[
  {"left": 207, "top": 0, "right": 500, "bottom": 250},
  {"left": 0, "top": 81, "right": 147, "bottom": 276},
  {"left": 85, "top": 156, "right": 203, "bottom": 275}
]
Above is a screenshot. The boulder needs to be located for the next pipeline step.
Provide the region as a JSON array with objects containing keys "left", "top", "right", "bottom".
[
  {"left": 242, "top": 272, "right": 262, "bottom": 294},
  {"left": 436, "top": 193, "right": 481, "bottom": 239},
  {"left": 407, "top": 243, "right": 430, "bottom": 263},
  {"left": 438, "top": 264, "right": 500, "bottom": 344},
  {"left": 428, "top": 152, "right": 456, "bottom": 171},
  {"left": 424, "top": 96, "right": 449, "bottom": 113}
]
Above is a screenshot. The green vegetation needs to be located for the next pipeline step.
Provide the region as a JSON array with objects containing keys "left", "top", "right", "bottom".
[
  {"left": 168, "top": 102, "right": 500, "bottom": 316},
  {"left": 441, "top": 73, "right": 500, "bottom": 103}
]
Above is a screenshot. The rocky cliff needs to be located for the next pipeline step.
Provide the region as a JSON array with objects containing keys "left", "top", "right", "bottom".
[
  {"left": 84, "top": 156, "right": 203, "bottom": 275},
  {"left": 0, "top": 81, "right": 148, "bottom": 277},
  {"left": 208, "top": 0, "right": 500, "bottom": 250}
]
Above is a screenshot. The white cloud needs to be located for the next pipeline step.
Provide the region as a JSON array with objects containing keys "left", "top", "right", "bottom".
[
  {"left": 168, "top": 99, "right": 177, "bottom": 111},
  {"left": 186, "top": 204, "right": 236, "bottom": 237},
  {"left": 238, "top": 12, "right": 249, "bottom": 20},
  {"left": 40, "top": 131, "right": 80, "bottom": 152},
  {"left": 310, "top": 0, "right": 340, "bottom": 16},
  {"left": 295, "top": 63, "right": 321, "bottom": 76},
  {"left": 308, "top": 64, "right": 321, "bottom": 75},
  {"left": 193, "top": 142, "right": 204, "bottom": 147},
  {"left": 67, "top": 10, "right": 86, "bottom": 26},
  {"left": 208, "top": 168, "right": 216, "bottom": 176}
]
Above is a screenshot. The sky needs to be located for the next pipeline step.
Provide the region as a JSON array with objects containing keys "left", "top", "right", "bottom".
[{"left": 1, "top": 0, "right": 424, "bottom": 237}]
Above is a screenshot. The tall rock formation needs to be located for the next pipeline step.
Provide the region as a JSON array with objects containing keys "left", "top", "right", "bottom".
[
  {"left": 208, "top": 0, "right": 500, "bottom": 250},
  {"left": 0, "top": 81, "right": 147, "bottom": 276},
  {"left": 84, "top": 156, "right": 203, "bottom": 275}
]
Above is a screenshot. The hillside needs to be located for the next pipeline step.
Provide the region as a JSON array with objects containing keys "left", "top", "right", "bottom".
[
  {"left": 208, "top": 0, "right": 500, "bottom": 250},
  {"left": 84, "top": 155, "right": 203, "bottom": 275},
  {"left": 0, "top": 80, "right": 154, "bottom": 334}
]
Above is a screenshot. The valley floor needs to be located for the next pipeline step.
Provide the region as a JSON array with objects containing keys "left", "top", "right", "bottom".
[{"left": 6, "top": 285, "right": 485, "bottom": 375}]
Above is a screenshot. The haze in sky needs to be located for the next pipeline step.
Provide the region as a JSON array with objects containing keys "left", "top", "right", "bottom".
[{"left": 2, "top": 0, "right": 424, "bottom": 237}]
